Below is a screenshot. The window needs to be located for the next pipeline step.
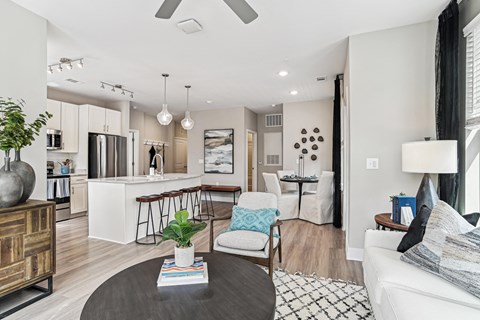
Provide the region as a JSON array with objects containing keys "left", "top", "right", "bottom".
[{"left": 465, "top": 16, "right": 480, "bottom": 128}]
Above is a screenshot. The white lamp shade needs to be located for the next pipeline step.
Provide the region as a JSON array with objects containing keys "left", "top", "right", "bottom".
[{"left": 402, "top": 140, "right": 457, "bottom": 174}]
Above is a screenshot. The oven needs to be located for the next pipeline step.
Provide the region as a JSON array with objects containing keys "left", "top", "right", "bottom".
[
  {"left": 47, "top": 129, "right": 62, "bottom": 150},
  {"left": 47, "top": 174, "right": 71, "bottom": 221}
]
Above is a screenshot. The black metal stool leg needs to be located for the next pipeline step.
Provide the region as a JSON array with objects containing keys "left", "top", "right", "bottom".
[
  {"left": 135, "top": 202, "right": 142, "bottom": 243},
  {"left": 148, "top": 202, "right": 156, "bottom": 244}
]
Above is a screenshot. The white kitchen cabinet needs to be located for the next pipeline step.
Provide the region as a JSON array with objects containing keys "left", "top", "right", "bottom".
[
  {"left": 46, "top": 99, "right": 61, "bottom": 130},
  {"left": 60, "top": 102, "right": 79, "bottom": 153},
  {"left": 48, "top": 99, "right": 79, "bottom": 153},
  {"left": 88, "top": 105, "right": 107, "bottom": 134},
  {"left": 105, "top": 109, "right": 122, "bottom": 136},
  {"left": 71, "top": 175, "right": 88, "bottom": 214},
  {"left": 88, "top": 105, "right": 122, "bottom": 135}
]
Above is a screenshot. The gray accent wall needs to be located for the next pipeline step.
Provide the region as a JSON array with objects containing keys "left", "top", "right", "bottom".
[
  {"left": 346, "top": 21, "right": 437, "bottom": 259},
  {"left": 0, "top": 0, "right": 47, "bottom": 200}
]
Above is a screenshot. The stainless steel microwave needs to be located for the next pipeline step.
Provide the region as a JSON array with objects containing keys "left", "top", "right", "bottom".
[{"left": 46, "top": 129, "right": 62, "bottom": 150}]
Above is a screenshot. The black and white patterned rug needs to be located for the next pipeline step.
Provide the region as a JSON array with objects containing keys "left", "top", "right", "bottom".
[{"left": 272, "top": 270, "right": 374, "bottom": 320}]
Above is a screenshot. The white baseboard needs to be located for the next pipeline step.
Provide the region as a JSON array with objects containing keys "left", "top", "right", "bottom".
[{"left": 346, "top": 247, "right": 364, "bottom": 261}]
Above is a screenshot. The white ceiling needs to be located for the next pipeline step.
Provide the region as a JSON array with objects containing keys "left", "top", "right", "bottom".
[{"left": 12, "top": 0, "right": 449, "bottom": 115}]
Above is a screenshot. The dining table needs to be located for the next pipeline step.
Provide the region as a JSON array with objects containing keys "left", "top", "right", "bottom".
[{"left": 279, "top": 176, "right": 319, "bottom": 210}]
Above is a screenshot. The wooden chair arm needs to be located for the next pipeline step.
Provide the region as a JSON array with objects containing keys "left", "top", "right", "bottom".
[
  {"left": 270, "top": 220, "right": 283, "bottom": 229},
  {"left": 209, "top": 215, "right": 232, "bottom": 252}
]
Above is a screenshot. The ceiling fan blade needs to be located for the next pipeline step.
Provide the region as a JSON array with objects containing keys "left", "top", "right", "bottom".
[
  {"left": 155, "top": 0, "right": 182, "bottom": 19},
  {"left": 222, "top": 0, "right": 258, "bottom": 24}
]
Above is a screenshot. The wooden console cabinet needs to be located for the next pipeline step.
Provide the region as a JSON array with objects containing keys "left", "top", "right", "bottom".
[{"left": 0, "top": 200, "right": 56, "bottom": 306}]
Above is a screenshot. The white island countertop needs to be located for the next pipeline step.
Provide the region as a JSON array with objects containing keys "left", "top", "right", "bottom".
[
  {"left": 87, "top": 173, "right": 202, "bottom": 244},
  {"left": 87, "top": 173, "right": 203, "bottom": 184}
]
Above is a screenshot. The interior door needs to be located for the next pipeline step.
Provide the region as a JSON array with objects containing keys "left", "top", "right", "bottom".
[{"left": 174, "top": 138, "right": 188, "bottom": 173}]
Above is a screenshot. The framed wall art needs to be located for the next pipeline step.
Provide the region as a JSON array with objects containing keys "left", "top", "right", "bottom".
[{"left": 204, "top": 129, "right": 234, "bottom": 174}]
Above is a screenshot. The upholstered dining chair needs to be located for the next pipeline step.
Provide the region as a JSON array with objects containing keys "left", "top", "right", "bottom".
[
  {"left": 263, "top": 173, "right": 299, "bottom": 220},
  {"left": 277, "top": 170, "right": 297, "bottom": 192},
  {"left": 299, "top": 171, "right": 334, "bottom": 225},
  {"left": 209, "top": 192, "right": 282, "bottom": 278}
]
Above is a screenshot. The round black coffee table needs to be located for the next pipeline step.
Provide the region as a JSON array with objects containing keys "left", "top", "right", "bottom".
[{"left": 80, "top": 252, "right": 276, "bottom": 320}]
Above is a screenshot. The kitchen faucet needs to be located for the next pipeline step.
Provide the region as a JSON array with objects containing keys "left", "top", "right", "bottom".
[{"left": 151, "top": 153, "right": 164, "bottom": 177}]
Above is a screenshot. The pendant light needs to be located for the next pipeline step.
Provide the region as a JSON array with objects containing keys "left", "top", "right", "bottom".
[
  {"left": 181, "top": 85, "right": 195, "bottom": 130},
  {"left": 157, "top": 73, "right": 173, "bottom": 125}
]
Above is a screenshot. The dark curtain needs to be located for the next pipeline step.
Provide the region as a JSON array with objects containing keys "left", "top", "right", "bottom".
[
  {"left": 332, "top": 75, "right": 342, "bottom": 228},
  {"left": 435, "top": 0, "right": 459, "bottom": 208}
]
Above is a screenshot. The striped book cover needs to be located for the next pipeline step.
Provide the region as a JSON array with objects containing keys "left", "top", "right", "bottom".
[{"left": 160, "top": 257, "right": 204, "bottom": 279}]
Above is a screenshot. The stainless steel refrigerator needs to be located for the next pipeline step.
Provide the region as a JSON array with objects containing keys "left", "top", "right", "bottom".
[{"left": 88, "top": 134, "right": 127, "bottom": 178}]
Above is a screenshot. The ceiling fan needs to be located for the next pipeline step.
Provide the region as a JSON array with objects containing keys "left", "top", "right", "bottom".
[{"left": 155, "top": 0, "right": 258, "bottom": 24}]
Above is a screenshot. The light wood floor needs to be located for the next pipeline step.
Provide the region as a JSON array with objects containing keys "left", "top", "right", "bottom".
[{"left": 5, "top": 202, "right": 363, "bottom": 320}]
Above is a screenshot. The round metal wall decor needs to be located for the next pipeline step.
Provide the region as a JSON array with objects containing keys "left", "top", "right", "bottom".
[
  {"left": 311, "top": 154, "right": 317, "bottom": 161},
  {"left": 302, "top": 148, "right": 308, "bottom": 154},
  {"left": 318, "top": 136, "right": 324, "bottom": 142},
  {"left": 313, "top": 128, "right": 320, "bottom": 133},
  {"left": 301, "top": 129, "right": 307, "bottom": 134},
  {"left": 294, "top": 143, "right": 300, "bottom": 149},
  {"left": 309, "top": 136, "right": 315, "bottom": 142},
  {"left": 302, "top": 137, "right": 307, "bottom": 143},
  {"left": 312, "top": 144, "right": 318, "bottom": 150}
]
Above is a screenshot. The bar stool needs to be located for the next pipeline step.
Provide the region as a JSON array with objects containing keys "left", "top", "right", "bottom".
[
  {"left": 180, "top": 186, "right": 202, "bottom": 221},
  {"left": 201, "top": 185, "right": 215, "bottom": 219},
  {"left": 135, "top": 195, "right": 162, "bottom": 245},
  {"left": 148, "top": 193, "right": 168, "bottom": 235},
  {"left": 161, "top": 190, "right": 183, "bottom": 222}
]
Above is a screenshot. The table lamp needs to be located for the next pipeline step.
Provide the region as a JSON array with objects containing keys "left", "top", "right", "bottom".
[{"left": 402, "top": 140, "right": 457, "bottom": 213}]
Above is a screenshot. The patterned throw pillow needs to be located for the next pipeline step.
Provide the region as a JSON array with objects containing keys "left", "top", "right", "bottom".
[
  {"left": 227, "top": 206, "right": 279, "bottom": 236},
  {"left": 401, "top": 201, "right": 474, "bottom": 274},
  {"left": 439, "top": 227, "right": 480, "bottom": 299}
]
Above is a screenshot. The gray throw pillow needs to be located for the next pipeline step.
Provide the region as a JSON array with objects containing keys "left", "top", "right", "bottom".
[
  {"left": 439, "top": 227, "right": 480, "bottom": 299},
  {"left": 401, "top": 201, "right": 474, "bottom": 274}
]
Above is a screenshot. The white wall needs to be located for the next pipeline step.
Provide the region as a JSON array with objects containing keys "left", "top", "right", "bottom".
[
  {"left": 346, "top": 21, "right": 437, "bottom": 260},
  {"left": 129, "top": 110, "right": 175, "bottom": 174},
  {"left": 283, "top": 100, "right": 333, "bottom": 180},
  {"left": 188, "top": 107, "right": 248, "bottom": 197},
  {"left": 0, "top": 0, "right": 47, "bottom": 200}
]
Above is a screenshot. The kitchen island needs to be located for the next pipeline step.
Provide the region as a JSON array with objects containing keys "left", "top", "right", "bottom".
[{"left": 87, "top": 174, "right": 202, "bottom": 244}]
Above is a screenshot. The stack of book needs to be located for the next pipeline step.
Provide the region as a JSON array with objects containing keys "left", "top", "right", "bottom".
[
  {"left": 392, "top": 196, "right": 416, "bottom": 224},
  {"left": 157, "top": 257, "right": 208, "bottom": 287}
]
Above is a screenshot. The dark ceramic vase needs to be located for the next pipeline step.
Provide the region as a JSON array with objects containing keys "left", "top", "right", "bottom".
[
  {"left": 10, "top": 150, "right": 36, "bottom": 203},
  {"left": 0, "top": 151, "right": 23, "bottom": 208}
]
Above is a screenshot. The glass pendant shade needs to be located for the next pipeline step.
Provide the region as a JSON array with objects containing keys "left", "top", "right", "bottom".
[
  {"left": 157, "top": 103, "right": 173, "bottom": 125},
  {"left": 181, "top": 111, "right": 195, "bottom": 130}
]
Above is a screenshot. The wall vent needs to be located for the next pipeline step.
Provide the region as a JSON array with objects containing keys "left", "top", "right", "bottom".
[
  {"left": 65, "top": 78, "right": 80, "bottom": 84},
  {"left": 265, "top": 114, "right": 282, "bottom": 127},
  {"left": 266, "top": 154, "right": 280, "bottom": 165}
]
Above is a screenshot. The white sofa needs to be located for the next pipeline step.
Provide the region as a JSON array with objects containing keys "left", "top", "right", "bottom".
[{"left": 363, "top": 230, "right": 480, "bottom": 320}]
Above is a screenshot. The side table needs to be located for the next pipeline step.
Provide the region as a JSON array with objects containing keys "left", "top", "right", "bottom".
[{"left": 374, "top": 213, "right": 409, "bottom": 232}]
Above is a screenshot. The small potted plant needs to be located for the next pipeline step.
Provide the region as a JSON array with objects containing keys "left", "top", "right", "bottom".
[{"left": 161, "top": 210, "right": 207, "bottom": 267}]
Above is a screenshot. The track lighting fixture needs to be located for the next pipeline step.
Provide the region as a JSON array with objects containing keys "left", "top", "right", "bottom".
[
  {"left": 47, "top": 58, "right": 84, "bottom": 74},
  {"left": 157, "top": 74, "right": 173, "bottom": 126},
  {"left": 100, "top": 81, "right": 134, "bottom": 99}
]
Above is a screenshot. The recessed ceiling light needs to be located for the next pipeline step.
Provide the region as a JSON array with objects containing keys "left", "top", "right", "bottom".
[
  {"left": 290, "top": 90, "right": 298, "bottom": 95},
  {"left": 271, "top": 104, "right": 277, "bottom": 107},
  {"left": 133, "top": 106, "right": 137, "bottom": 109},
  {"left": 206, "top": 100, "right": 213, "bottom": 104},
  {"left": 278, "top": 70, "right": 288, "bottom": 77}
]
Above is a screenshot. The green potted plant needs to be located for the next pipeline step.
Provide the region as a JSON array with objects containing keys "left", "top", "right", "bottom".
[
  {"left": 0, "top": 98, "right": 51, "bottom": 205},
  {"left": 161, "top": 210, "right": 207, "bottom": 267}
]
